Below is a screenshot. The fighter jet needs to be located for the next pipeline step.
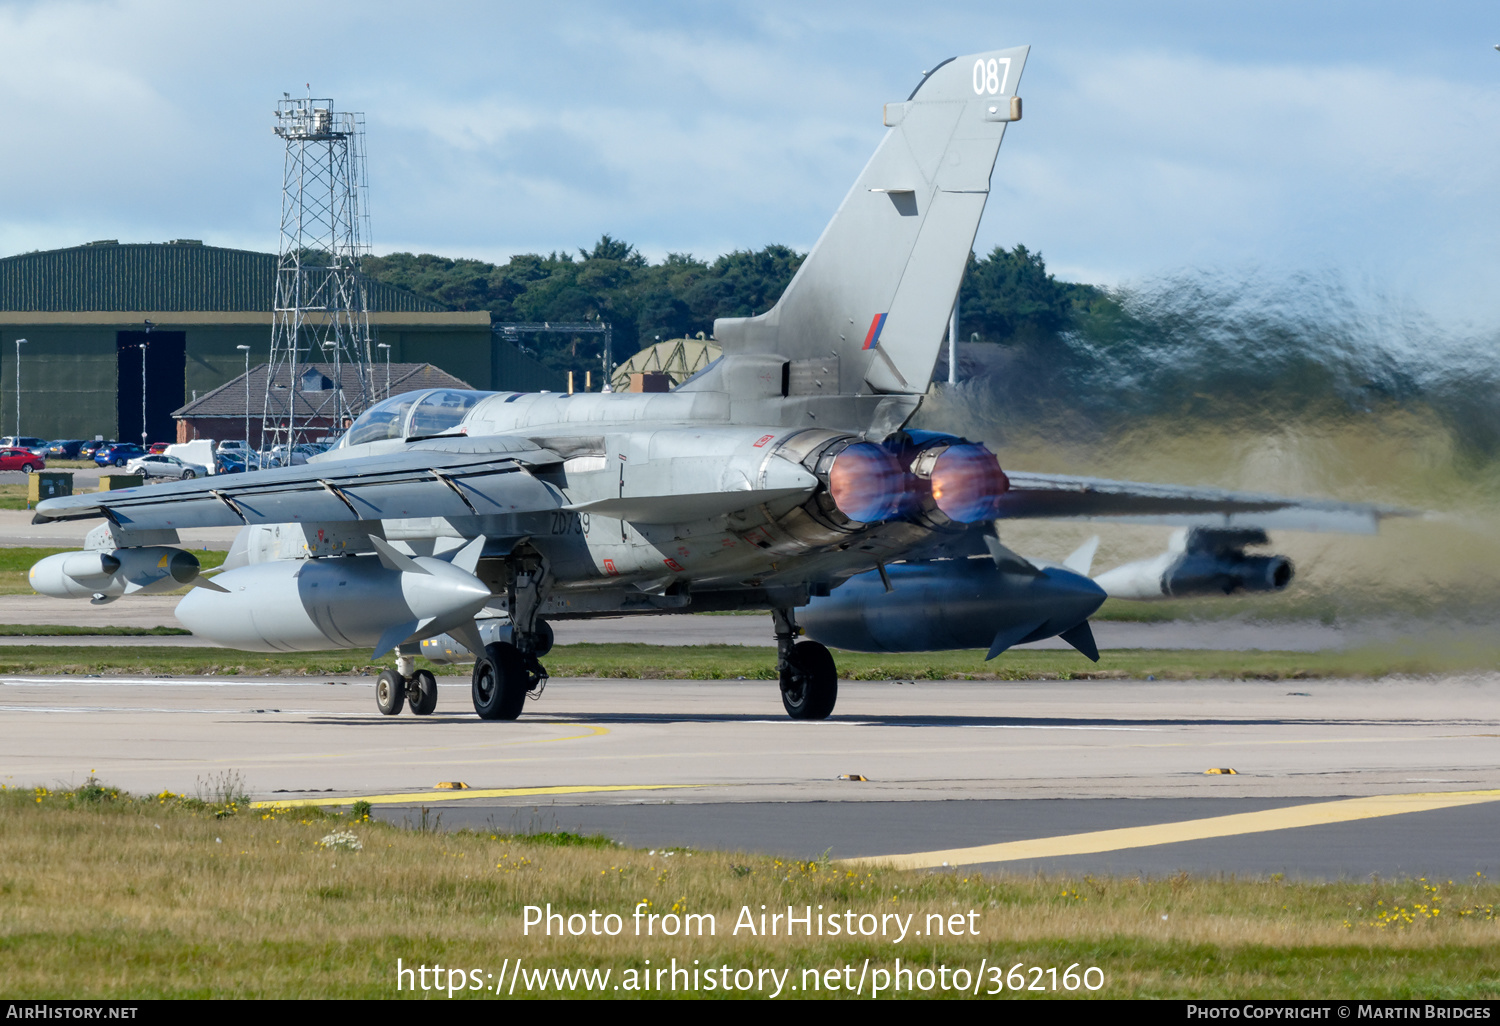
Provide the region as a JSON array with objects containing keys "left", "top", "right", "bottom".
[{"left": 27, "top": 45, "right": 1396, "bottom": 721}]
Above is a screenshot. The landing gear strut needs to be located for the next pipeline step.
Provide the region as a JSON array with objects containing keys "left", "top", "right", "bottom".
[
  {"left": 773, "top": 608, "right": 838, "bottom": 720},
  {"left": 471, "top": 554, "right": 552, "bottom": 720},
  {"left": 376, "top": 653, "right": 439, "bottom": 717}
]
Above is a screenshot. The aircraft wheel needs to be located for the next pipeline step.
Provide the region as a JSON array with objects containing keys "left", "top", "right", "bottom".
[
  {"left": 472, "top": 642, "right": 526, "bottom": 720},
  {"left": 780, "top": 640, "right": 838, "bottom": 720},
  {"left": 407, "top": 669, "right": 438, "bottom": 716},
  {"left": 375, "top": 669, "right": 405, "bottom": 716}
]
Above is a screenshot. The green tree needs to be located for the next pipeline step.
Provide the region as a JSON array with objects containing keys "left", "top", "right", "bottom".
[{"left": 958, "top": 244, "right": 1115, "bottom": 345}]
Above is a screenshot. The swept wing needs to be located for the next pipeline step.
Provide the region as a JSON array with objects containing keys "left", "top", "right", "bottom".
[
  {"left": 32, "top": 437, "right": 564, "bottom": 530},
  {"left": 995, "top": 472, "right": 1408, "bottom": 534}
]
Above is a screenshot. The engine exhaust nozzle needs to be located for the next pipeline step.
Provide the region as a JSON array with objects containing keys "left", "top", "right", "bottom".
[
  {"left": 927, "top": 443, "right": 1010, "bottom": 523},
  {"left": 827, "top": 441, "right": 907, "bottom": 523}
]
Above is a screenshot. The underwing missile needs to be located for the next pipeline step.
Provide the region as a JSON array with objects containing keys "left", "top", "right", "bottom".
[
  {"left": 1093, "top": 528, "right": 1293, "bottom": 599},
  {"left": 174, "top": 536, "right": 492, "bottom": 656},
  {"left": 29, "top": 546, "right": 220, "bottom": 604},
  {"left": 801, "top": 551, "right": 1105, "bottom": 660}
]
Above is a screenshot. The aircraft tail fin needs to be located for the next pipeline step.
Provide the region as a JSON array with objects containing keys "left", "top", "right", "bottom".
[{"left": 712, "top": 45, "right": 1029, "bottom": 395}]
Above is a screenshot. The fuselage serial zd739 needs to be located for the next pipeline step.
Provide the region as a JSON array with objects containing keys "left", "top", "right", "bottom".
[{"left": 28, "top": 45, "right": 1396, "bottom": 721}]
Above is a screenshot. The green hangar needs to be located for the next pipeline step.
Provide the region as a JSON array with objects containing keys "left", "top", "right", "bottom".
[{"left": 0, "top": 240, "right": 560, "bottom": 444}]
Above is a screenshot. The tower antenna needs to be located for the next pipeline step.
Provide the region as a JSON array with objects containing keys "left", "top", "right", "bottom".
[{"left": 261, "top": 95, "right": 375, "bottom": 461}]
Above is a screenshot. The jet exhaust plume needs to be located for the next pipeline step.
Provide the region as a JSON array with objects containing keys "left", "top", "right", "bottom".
[
  {"left": 828, "top": 442, "right": 907, "bottom": 523},
  {"left": 928, "top": 443, "right": 1010, "bottom": 523},
  {"left": 930, "top": 267, "right": 1500, "bottom": 464}
]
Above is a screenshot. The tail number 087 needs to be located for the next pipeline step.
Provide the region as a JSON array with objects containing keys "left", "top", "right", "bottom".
[{"left": 972, "top": 57, "right": 1011, "bottom": 96}]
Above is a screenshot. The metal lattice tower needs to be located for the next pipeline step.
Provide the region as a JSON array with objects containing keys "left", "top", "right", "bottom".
[{"left": 261, "top": 96, "right": 374, "bottom": 456}]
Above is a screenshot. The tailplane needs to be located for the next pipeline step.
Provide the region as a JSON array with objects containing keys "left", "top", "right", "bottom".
[{"left": 713, "top": 45, "right": 1029, "bottom": 395}]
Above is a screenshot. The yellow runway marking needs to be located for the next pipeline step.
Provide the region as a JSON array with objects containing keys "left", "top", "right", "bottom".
[
  {"left": 517, "top": 723, "right": 610, "bottom": 744},
  {"left": 840, "top": 789, "right": 1500, "bottom": 870},
  {"left": 251, "top": 782, "right": 702, "bottom": 809}
]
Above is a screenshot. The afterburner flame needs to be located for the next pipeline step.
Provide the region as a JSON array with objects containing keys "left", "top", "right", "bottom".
[
  {"left": 929, "top": 444, "right": 1010, "bottom": 523},
  {"left": 828, "top": 442, "right": 908, "bottom": 523}
]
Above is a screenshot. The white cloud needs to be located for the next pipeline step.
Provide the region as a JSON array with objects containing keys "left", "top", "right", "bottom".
[{"left": 0, "top": 1, "right": 1494, "bottom": 323}]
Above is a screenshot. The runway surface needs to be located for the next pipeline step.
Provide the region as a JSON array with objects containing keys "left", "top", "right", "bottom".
[{"left": 5, "top": 671, "right": 1498, "bottom": 879}]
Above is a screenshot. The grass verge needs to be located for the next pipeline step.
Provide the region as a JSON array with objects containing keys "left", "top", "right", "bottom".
[
  {"left": 2, "top": 777, "right": 1497, "bottom": 999},
  {"left": 0, "top": 641, "right": 1494, "bottom": 680},
  {"left": 0, "top": 624, "right": 191, "bottom": 636}
]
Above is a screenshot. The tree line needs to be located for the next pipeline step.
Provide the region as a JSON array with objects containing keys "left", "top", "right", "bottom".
[{"left": 362, "top": 238, "right": 1109, "bottom": 378}]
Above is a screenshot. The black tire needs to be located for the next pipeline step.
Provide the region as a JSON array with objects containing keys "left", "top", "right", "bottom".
[
  {"left": 183, "top": 470, "right": 195, "bottom": 479},
  {"left": 472, "top": 642, "right": 527, "bottom": 720},
  {"left": 375, "top": 668, "right": 405, "bottom": 715},
  {"left": 780, "top": 640, "right": 838, "bottom": 720},
  {"left": 114, "top": 457, "right": 126, "bottom": 467},
  {"left": 22, "top": 463, "right": 36, "bottom": 474},
  {"left": 408, "top": 669, "right": 438, "bottom": 716}
]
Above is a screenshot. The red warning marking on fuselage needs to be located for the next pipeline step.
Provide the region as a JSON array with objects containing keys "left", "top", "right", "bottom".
[
  {"left": 753, "top": 434, "right": 774, "bottom": 448},
  {"left": 663, "top": 558, "right": 684, "bottom": 572},
  {"left": 862, "top": 313, "right": 889, "bottom": 350},
  {"left": 603, "top": 559, "right": 618, "bottom": 576}
]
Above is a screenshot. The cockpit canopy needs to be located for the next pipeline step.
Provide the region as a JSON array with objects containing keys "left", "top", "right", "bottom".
[{"left": 339, "top": 389, "right": 493, "bottom": 448}]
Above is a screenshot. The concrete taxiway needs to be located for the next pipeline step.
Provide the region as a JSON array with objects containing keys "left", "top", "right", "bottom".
[{"left": 4, "top": 671, "right": 1498, "bottom": 879}]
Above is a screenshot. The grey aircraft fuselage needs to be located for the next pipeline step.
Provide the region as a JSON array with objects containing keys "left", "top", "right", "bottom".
[{"left": 30, "top": 43, "right": 1399, "bottom": 721}]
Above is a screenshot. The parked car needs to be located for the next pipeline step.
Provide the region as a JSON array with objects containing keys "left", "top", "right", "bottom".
[
  {"left": 43, "top": 440, "right": 85, "bottom": 459},
  {"left": 214, "top": 450, "right": 262, "bottom": 474},
  {"left": 79, "top": 440, "right": 114, "bottom": 459},
  {"left": 216, "top": 439, "right": 248, "bottom": 453},
  {"left": 94, "top": 443, "right": 147, "bottom": 468},
  {"left": 0, "top": 447, "right": 44, "bottom": 472},
  {"left": 0, "top": 436, "right": 48, "bottom": 452},
  {"left": 126, "top": 454, "right": 207, "bottom": 481},
  {"left": 147, "top": 442, "right": 170, "bottom": 455},
  {"left": 264, "top": 444, "right": 307, "bottom": 468}
]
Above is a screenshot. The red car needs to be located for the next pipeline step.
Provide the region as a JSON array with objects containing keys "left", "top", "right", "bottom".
[
  {"left": 148, "top": 442, "right": 170, "bottom": 454},
  {"left": 0, "top": 448, "right": 44, "bottom": 472}
]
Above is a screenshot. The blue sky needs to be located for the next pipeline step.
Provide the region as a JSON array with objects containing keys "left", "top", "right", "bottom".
[{"left": 2, "top": 1, "right": 1498, "bottom": 323}]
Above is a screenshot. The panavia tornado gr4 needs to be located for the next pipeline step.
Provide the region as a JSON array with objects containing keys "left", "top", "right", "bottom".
[{"left": 29, "top": 45, "right": 1397, "bottom": 721}]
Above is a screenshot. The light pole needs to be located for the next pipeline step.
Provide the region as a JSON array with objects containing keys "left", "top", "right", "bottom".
[
  {"left": 139, "top": 320, "right": 154, "bottom": 446},
  {"left": 13, "top": 338, "right": 27, "bottom": 439},
  {"left": 236, "top": 345, "right": 251, "bottom": 459},
  {"left": 377, "top": 343, "right": 391, "bottom": 399},
  {"left": 948, "top": 298, "right": 959, "bottom": 385}
]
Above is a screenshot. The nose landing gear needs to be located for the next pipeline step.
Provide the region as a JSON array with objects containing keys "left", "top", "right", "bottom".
[{"left": 375, "top": 654, "right": 440, "bottom": 716}]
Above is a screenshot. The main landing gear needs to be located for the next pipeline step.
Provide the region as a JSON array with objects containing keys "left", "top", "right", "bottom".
[
  {"left": 773, "top": 608, "right": 837, "bottom": 720},
  {"left": 375, "top": 653, "right": 439, "bottom": 717},
  {"left": 471, "top": 634, "right": 549, "bottom": 720},
  {"left": 471, "top": 555, "right": 553, "bottom": 721}
]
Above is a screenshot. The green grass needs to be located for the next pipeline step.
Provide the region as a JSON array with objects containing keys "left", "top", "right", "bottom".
[
  {"left": 0, "top": 640, "right": 1493, "bottom": 680},
  {"left": 0, "top": 624, "right": 190, "bottom": 636},
  {"left": 0, "top": 482, "right": 37, "bottom": 510},
  {"left": 1, "top": 778, "right": 1497, "bottom": 998},
  {"left": 1092, "top": 595, "right": 1347, "bottom": 623}
]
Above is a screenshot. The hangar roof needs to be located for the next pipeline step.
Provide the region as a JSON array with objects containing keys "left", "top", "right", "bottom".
[
  {"left": 174, "top": 362, "right": 473, "bottom": 420},
  {"left": 0, "top": 241, "right": 446, "bottom": 314}
]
